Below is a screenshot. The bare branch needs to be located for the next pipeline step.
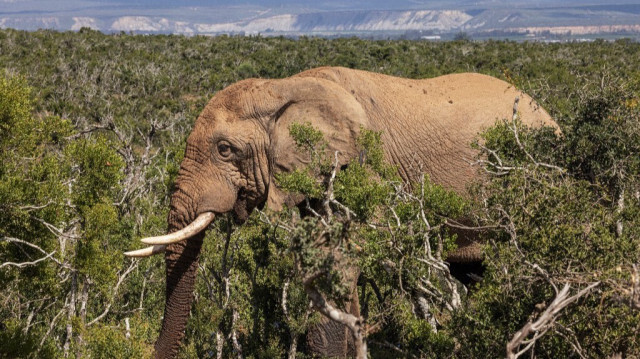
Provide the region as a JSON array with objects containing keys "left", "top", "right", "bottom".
[
  {"left": 282, "top": 279, "right": 291, "bottom": 321},
  {"left": 630, "top": 264, "right": 640, "bottom": 309},
  {"left": 321, "top": 151, "right": 340, "bottom": 218},
  {"left": 444, "top": 219, "right": 499, "bottom": 231},
  {"left": 370, "top": 340, "right": 419, "bottom": 359},
  {"left": 525, "top": 260, "right": 558, "bottom": 294},
  {"left": 87, "top": 261, "right": 138, "bottom": 326},
  {"left": 31, "top": 217, "right": 81, "bottom": 240},
  {"left": 39, "top": 306, "right": 66, "bottom": 349},
  {"left": 305, "top": 198, "right": 328, "bottom": 227},
  {"left": 303, "top": 277, "right": 367, "bottom": 359},
  {"left": 281, "top": 275, "right": 311, "bottom": 359},
  {"left": 555, "top": 323, "right": 588, "bottom": 359},
  {"left": 64, "top": 122, "right": 112, "bottom": 140},
  {"left": 506, "top": 282, "right": 600, "bottom": 359},
  {"left": 125, "top": 317, "right": 131, "bottom": 339},
  {"left": 1, "top": 251, "right": 56, "bottom": 269},
  {"left": 1, "top": 236, "right": 64, "bottom": 268},
  {"left": 215, "top": 332, "right": 224, "bottom": 359},
  {"left": 330, "top": 199, "right": 356, "bottom": 221},
  {"left": 230, "top": 308, "right": 244, "bottom": 359},
  {"left": 19, "top": 201, "right": 54, "bottom": 211},
  {"left": 510, "top": 100, "right": 565, "bottom": 173}
]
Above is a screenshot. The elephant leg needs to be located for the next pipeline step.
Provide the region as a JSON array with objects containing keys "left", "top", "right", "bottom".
[
  {"left": 306, "top": 268, "right": 361, "bottom": 358},
  {"left": 446, "top": 223, "right": 485, "bottom": 286},
  {"left": 307, "top": 317, "right": 350, "bottom": 357}
]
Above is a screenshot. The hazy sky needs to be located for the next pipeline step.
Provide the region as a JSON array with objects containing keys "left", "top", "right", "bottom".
[
  {"left": 3, "top": 0, "right": 640, "bottom": 15},
  {"left": 0, "top": 0, "right": 596, "bottom": 11},
  {"left": 0, "top": 0, "right": 445, "bottom": 15}
]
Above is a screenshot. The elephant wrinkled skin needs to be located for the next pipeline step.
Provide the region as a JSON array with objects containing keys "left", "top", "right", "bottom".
[{"left": 126, "top": 66, "right": 556, "bottom": 358}]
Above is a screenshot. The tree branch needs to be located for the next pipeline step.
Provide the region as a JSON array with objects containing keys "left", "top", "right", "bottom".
[
  {"left": 1, "top": 236, "right": 64, "bottom": 268},
  {"left": 321, "top": 151, "right": 340, "bottom": 218},
  {"left": 506, "top": 282, "right": 600, "bottom": 359},
  {"left": 303, "top": 275, "right": 367, "bottom": 359},
  {"left": 510, "top": 97, "right": 565, "bottom": 173},
  {"left": 87, "top": 261, "right": 138, "bottom": 326}
]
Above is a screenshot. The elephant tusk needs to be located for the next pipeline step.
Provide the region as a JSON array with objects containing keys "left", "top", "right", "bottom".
[
  {"left": 124, "top": 245, "right": 167, "bottom": 257},
  {"left": 140, "top": 212, "right": 216, "bottom": 245}
]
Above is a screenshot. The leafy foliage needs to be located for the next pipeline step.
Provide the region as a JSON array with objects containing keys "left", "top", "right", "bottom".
[
  {"left": 275, "top": 126, "right": 468, "bottom": 357},
  {"left": 451, "top": 81, "right": 640, "bottom": 358},
  {"left": 1, "top": 29, "right": 640, "bottom": 358}
]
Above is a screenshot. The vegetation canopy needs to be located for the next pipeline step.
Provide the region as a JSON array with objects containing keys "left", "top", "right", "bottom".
[{"left": 1, "top": 29, "right": 639, "bottom": 358}]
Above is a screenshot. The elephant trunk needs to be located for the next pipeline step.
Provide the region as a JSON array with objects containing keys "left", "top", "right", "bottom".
[{"left": 154, "top": 208, "right": 213, "bottom": 358}]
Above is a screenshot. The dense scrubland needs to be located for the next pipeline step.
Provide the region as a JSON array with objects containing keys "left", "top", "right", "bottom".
[{"left": 1, "top": 28, "right": 640, "bottom": 358}]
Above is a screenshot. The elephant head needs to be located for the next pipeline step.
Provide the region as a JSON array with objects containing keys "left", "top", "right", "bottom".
[{"left": 125, "top": 76, "right": 369, "bottom": 358}]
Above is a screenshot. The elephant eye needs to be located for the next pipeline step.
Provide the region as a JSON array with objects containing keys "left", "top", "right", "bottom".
[{"left": 217, "top": 141, "right": 232, "bottom": 158}]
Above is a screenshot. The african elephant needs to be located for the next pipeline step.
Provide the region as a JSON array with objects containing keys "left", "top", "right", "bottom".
[{"left": 125, "top": 66, "right": 556, "bottom": 358}]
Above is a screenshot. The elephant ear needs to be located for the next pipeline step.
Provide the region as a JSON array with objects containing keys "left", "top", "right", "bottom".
[{"left": 259, "top": 77, "right": 370, "bottom": 211}]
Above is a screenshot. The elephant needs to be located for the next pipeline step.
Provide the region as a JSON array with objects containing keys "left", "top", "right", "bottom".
[{"left": 125, "top": 66, "right": 556, "bottom": 358}]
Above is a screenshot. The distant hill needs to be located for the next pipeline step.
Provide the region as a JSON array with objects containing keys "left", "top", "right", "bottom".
[{"left": 1, "top": 1, "right": 640, "bottom": 40}]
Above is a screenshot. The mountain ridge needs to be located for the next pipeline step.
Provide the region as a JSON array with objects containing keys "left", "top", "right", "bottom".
[{"left": 1, "top": 2, "right": 640, "bottom": 39}]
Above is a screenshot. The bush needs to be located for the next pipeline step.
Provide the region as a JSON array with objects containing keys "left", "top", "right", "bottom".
[
  {"left": 2, "top": 30, "right": 640, "bottom": 358},
  {"left": 451, "top": 81, "right": 640, "bottom": 358}
]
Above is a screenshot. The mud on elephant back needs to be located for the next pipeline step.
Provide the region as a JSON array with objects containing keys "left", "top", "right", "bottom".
[{"left": 124, "top": 66, "right": 557, "bottom": 358}]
